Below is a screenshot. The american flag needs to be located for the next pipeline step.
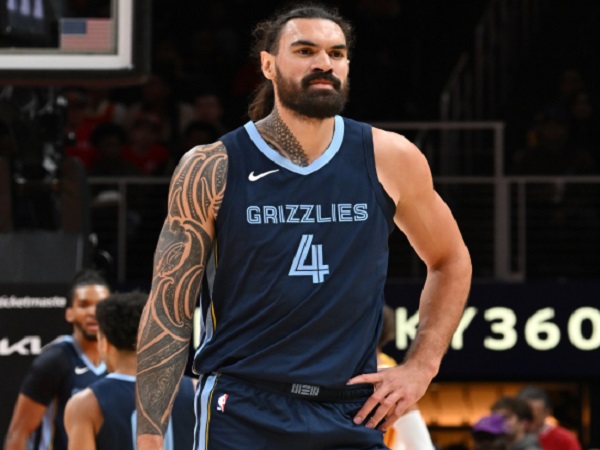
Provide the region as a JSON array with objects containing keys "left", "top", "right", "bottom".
[{"left": 60, "top": 18, "right": 113, "bottom": 52}]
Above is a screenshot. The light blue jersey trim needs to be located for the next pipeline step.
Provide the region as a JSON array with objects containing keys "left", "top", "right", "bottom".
[
  {"left": 194, "top": 297, "right": 215, "bottom": 361},
  {"left": 196, "top": 374, "right": 217, "bottom": 450},
  {"left": 244, "top": 115, "right": 345, "bottom": 175},
  {"left": 106, "top": 373, "right": 135, "bottom": 382},
  {"left": 31, "top": 399, "right": 55, "bottom": 450},
  {"left": 63, "top": 335, "right": 106, "bottom": 375}
]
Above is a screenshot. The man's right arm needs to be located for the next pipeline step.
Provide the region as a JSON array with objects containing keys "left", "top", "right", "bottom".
[
  {"left": 3, "top": 395, "right": 47, "bottom": 450},
  {"left": 136, "top": 143, "right": 227, "bottom": 450},
  {"left": 4, "top": 346, "right": 68, "bottom": 450}
]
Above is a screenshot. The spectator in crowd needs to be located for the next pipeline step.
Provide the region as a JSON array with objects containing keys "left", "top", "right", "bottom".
[
  {"left": 61, "top": 86, "right": 127, "bottom": 171},
  {"left": 125, "top": 71, "right": 191, "bottom": 148},
  {"left": 62, "top": 87, "right": 100, "bottom": 170},
  {"left": 120, "top": 114, "right": 172, "bottom": 279},
  {"left": 88, "top": 122, "right": 140, "bottom": 177},
  {"left": 122, "top": 117, "right": 170, "bottom": 176},
  {"left": 512, "top": 106, "right": 599, "bottom": 279},
  {"left": 84, "top": 87, "right": 128, "bottom": 128},
  {"left": 518, "top": 386, "right": 582, "bottom": 450},
  {"left": 491, "top": 396, "right": 541, "bottom": 450},
  {"left": 87, "top": 122, "right": 143, "bottom": 267},
  {"left": 472, "top": 414, "right": 507, "bottom": 450},
  {"left": 180, "top": 90, "right": 227, "bottom": 135},
  {"left": 4, "top": 270, "right": 111, "bottom": 450},
  {"left": 513, "top": 107, "right": 596, "bottom": 176}
]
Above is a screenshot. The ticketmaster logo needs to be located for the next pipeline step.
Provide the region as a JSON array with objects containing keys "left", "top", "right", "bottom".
[{"left": 0, "top": 296, "right": 67, "bottom": 309}]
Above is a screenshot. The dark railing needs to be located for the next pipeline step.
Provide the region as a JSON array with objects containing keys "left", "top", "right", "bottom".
[{"left": 88, "top": 121, "right": 600, "bottom": 284}]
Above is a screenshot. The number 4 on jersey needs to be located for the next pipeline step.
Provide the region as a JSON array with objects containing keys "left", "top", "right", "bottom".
[{"left": 289, "top": 234, "right": 329, "bottom": 283}]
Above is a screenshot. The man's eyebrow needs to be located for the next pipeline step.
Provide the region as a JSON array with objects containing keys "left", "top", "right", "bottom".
[{"left": 290, "top": 40, "right": 347, "bottom": 50}]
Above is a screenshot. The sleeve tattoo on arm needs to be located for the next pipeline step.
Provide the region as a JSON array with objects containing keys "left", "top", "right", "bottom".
[{"left": 136, "top": 142, "right": 227, "bottom": 437}]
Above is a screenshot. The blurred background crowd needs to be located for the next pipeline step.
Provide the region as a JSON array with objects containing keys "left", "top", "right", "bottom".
[{"left": 1, "top": 0, "right": 599, "bottom": 284}]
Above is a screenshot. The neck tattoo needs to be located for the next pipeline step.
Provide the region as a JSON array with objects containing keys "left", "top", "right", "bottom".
[{"left": 256, "top": 108, "right": 310, "bottom": 167}]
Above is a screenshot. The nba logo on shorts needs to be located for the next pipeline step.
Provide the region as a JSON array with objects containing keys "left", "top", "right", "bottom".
[{"left": 216, "top": 393, "right": 229, "bottom": 412}]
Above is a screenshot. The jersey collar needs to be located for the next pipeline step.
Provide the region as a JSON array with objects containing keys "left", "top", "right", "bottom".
[
  {"left": 244, "top": 115, "right": 344, "bottom": 175},
  {"left": 64, "top": 335, "right": 106, "bottom": 375}
]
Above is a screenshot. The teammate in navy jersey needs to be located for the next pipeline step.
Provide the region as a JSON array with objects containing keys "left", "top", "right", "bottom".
[
  {"left": 136, "top": 3, "right": 472, "bottom": 450},
  {"left": 64, "top": 291, "right": 195, "bottom": 450},
  {"left": 4, "top": 270, "right": 110, "bottom": 450}
]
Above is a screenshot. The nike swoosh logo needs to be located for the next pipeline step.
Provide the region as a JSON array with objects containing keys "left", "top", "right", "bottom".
[
  {"left": 248, "top": 169, "right": 279, "bottom": 182},
  {"left": 74, "top": 366, "right": 89, "bottom": 375}
]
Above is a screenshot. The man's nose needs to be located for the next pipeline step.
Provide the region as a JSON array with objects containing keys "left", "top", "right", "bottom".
[{"left": 311, "top": 50, "right": 333, "bottom": 72}]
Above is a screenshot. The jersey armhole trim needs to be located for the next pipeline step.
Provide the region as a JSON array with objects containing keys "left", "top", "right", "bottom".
[{"left": 361, "top": 123, "right": 396, "bottom": 232}]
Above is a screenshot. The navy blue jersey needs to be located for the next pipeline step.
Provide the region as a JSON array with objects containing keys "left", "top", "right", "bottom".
[
  {"left": 20, "top": 335, "right": 107, "bottom": 450},
  {"left": 193, "top": 116, "right": 395, "bottom": 386},
  {"left": 90, "top": 374, "right": 196, "bottom": 450}
]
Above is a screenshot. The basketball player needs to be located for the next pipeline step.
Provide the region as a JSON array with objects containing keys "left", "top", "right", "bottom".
[
  {"left": 491, "top": 396, "right": 542, "bottom": 450},
  {"left": 136, "top": 3, "right": 472, "bottom": 450},
  {"left": 64, "top": 291, "right": 195, "bottom": 450},
  {"left": 4, "top": 270, "right": 110, "bottom": 450}
]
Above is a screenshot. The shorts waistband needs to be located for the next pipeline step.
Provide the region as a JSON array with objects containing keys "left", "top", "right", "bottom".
[{"left": 226, "top": 375, "right": 374, "bottom": 402}]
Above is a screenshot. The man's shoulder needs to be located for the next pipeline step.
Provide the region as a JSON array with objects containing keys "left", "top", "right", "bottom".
[
  {"left": 20, "top": 337, "right": 72, "bottom": 402},
  {"left": 178, "top": 141, "right": 228, "bottom": 169},
  {"left": 89, "top": 376, "right": 135, "bottom": 406},
  {"left": 64, "top": 386, "right": 102, "bottom": 427},
  {"left": 41, "top": 334, "right": 70, "bottom": 350},
  {"left": 87, "top": 374, "right": 114, "bottom": 391},
  {"left": 371, "top": 126, "right": 429, "bottom": 180},
  {"left": 32, "top": 337, "right": 71, "bottom": 368},
  {"left": 68, "top": 386, "right": 97, "bottom": 408},
  {"left": 371, "top": 125, "right": 414, "bottom": 151}
]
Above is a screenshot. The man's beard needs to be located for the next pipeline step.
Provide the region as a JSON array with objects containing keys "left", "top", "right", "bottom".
[
  {"left": 74, "top": 322, "right": 97, "bottom": 341},
  {"left": 275, "top": 67, "right": 349, "bottom": 119}
]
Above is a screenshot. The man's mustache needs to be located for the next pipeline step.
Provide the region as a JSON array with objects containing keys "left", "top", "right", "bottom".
[{"left": 302, "top": 72, "right": 342, "bottom": 90}]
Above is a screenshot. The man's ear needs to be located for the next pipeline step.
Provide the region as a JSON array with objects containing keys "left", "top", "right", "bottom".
[
  {"left": 261, "top": 51, "right": 275, "bottom": 80},
  {"left": 65, "top": 307, "right": 74, "bottom": 323}
]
